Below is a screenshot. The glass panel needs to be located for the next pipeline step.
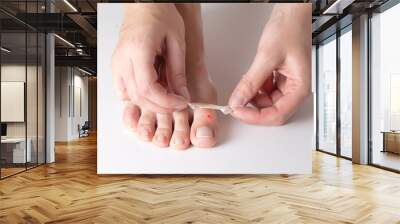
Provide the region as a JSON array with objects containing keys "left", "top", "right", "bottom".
[
  {"left": 317, "top": 36, "right": 337, "bottom": 154},
  {"left": 27, "top": 31, "right": 38, "bottom": 169},
  {"left": 38, "top": 32, "right": 45, "bottom": 165},
  {"left": 371, "top": 4, "right": 400, "bottom": 171},
  {"left": 339, "top": 29, "right": 352, "bottom": 158},
  {"left": 1, "top": 31, "right": 27, "bottom": 177}
]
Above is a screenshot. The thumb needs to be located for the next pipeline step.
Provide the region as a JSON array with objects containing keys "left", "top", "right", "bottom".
[{"left": 229, "top": 51, "right": 278, "bottom": 108}]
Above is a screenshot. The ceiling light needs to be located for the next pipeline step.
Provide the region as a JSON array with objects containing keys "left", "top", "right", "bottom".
[
  {"left": 1, "top": 47, "right": 11, "bottom": 53},
  {"left": 63, "top": 0, "right": 78, "bottom": 12},
  {"left": 78, "top": 67, "right": 93, "bottom": 76},
  {"left": 323, "top": 0, "right": 355, "bottom": 15},
  {"left": 54, "top": 34, "right": 75, "bottom": 48}
]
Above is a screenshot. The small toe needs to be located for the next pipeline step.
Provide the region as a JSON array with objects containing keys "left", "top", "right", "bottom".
[
  {"left": 170, "top": 111, "right": 190, "bottom": 150},
  {"left": 122, "top": 102, "right": 141, "bottom": 132},
  {"left": 190, "top": 108, "right": 217, "bottom": 148},
  {"left": 136, "top": 110, "right": 156, "bottom": 142},
  {"left": 152, "top": 113, "right": 173, "bottom": 148}
]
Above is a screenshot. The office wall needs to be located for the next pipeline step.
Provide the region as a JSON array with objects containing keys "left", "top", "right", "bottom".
[
  {"left": 72, "top": 73, "right": 89, "bottom": 138},
  {"left": 1, "top": 64, "right": 42, "bottom": 139},
  {"left": 54, "top": 67, "right": 89, "bottom": 141}
]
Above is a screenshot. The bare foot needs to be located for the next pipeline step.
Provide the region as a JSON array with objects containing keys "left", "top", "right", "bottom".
[
  {"left": 122, "top": 63, "right": 217, "bottom": 149},
  {"left": 122, "top": 4, "right": 217, "bottom": 149}
]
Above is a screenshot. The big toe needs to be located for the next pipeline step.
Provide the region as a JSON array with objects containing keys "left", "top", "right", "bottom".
[{"left": 190, "top": 108, "right": 217, "bottom": 148}]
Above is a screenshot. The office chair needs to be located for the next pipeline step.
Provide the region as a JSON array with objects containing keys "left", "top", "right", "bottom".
[{"left": 79, "top": 121, "right": 90, "bottom": 138}]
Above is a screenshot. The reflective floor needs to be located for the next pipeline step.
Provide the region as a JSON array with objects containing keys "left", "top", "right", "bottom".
[{"left": 0, "top": 134, "right": 400, "bottom": 223}]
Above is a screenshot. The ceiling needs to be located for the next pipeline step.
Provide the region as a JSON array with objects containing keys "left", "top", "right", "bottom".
[
  {"left": 1, "top": 0, "right": 394, "bottom": 74},
  {"left": 312, "top": 0, "right": 391, "bottom": 44}
]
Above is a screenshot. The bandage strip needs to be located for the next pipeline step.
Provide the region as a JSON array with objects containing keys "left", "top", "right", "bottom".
[{"left": 188, "top": 103, "right": 233, "bottom": 115}]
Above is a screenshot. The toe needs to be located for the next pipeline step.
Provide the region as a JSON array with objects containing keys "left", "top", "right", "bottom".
[
  {"left": 170, "top": 111, "right": 190, "bottom": 150},
  {"left": 122, "top": 102, "right": 141, "bottom": 132},
  {"left": 190, "top": 108, "right": 217, "bottom": 148},
  {"left": 152, "top": 113, "right": 173, "bottom": 148},
  {"left": 136, "top": 110, "right": 156, "bottom": 142}
]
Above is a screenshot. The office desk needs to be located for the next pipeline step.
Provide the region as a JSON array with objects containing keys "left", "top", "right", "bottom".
[
  {"left": 1, "top": 138, "right": 32, "bottom": 163},
  {"left": 381, "top": 131, "right": 400, "bottom": 154}
]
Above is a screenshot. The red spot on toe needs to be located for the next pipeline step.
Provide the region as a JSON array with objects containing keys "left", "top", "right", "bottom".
[{"left": 207, "top": 114, "right": 211, "bottom": 119}]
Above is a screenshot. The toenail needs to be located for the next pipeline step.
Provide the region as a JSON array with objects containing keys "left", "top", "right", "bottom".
[
  {"left": 125, "top": 125, "right": 136, "bottom": 132},
  {"left": 174, "top": 137, "right": 185, "bottom": 145},
  {"left": 156, "top": 134, "right": 166, "bottom": 143},
  {"left": 196, "top": 126, "right": 214, "bottom": 138},
  {"left": 140, "top": 129, "right": 150, "bottom": 138}
]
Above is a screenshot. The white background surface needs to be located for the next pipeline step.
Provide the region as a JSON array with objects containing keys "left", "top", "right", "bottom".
[{"left": 97, "top": 3, "right": 313, "bottom": 174}]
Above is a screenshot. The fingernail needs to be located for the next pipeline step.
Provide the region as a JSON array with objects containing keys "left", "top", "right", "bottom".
[
  {"left": 174, "top": 137, "right": 185, "bottom": 145},
  {"left": 196, "top": 126, "right": 214, "bottom": 138},
  {"left": 230, "top": 93, "right": 246, "bottom": 107},
  {"left": 178, "top": 86, "right": 190, "bottom": 100}
]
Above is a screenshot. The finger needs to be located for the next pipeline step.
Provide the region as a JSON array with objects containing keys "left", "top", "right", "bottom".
[
  {"left": 122, "top": 66, "right": 138, "bottom": 103},
  {"left": 270, "top": 88, "right": 284, "bottom": 103},
  {"left": 251, "top": 93, "right": 273, "bottom": 108},
  {"left": 135, "top": 97, "right": 177, "bottom": 114},
  {"left": 228, "top": 50, "right": 279, "bottom": 108},
  {"left": 131, "top": 46, "right": 188, "bottom": 111},
  {"left": 261, "top": 74, "right": 275, "bottom": 94},
  {"left": 232, "top": 89, "right": 308, "bottom": 126},
  {"left": 122, "top": 55, "right": 180, "bottom": 114},
  {"left": 112, "top": 50, "right": 132, "bottom": 101},
  {"left": 113, "top": 75, "right": 130, "bottom": 101},
  {"left": 166, "top": 35, "right": 190, "bottom": 101}
]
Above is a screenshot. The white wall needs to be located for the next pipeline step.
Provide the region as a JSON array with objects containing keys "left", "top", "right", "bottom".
[
  {"left": 54, "top": 67, "right": 89, "bottom": 141},
  {"left": 1, "top": 65, "right": 41, "bottom": 137},
  {"left": 1, "top": 63, "right": 46, "bottom": 163}
]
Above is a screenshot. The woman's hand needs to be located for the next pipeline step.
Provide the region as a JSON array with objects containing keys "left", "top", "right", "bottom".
[
  {"left": 229, "top": 4, "right": 311, "bottom": 125},
  {"left": 112, "top": 3, "right": 190, "bottom": 114}
]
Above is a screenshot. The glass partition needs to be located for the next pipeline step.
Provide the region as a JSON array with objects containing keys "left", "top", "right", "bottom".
[
  {"left": 27, "top": 31, "right": 38, "bottom": 169},
  {"left": 339, "top": 27, "right": 352, "bottom": 158},
  {"left": 317, "top": 35, "right": 337, "bottom": 154},
  {"left": 1, "top": 31, "right": 28, "bottom": 177},
  {"left": 0, "top": 1, "right": 46, "bottom": 179},
  {"left": 38, "top": 32, "right": 45, "bottom": 165},
  {"left": 370, "top": 3, "right": 400, "bottom": 171}
]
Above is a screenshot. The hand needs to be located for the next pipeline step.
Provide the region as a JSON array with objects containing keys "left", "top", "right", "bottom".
[
  {"left": 112, "top": 3, "right": 189, "bottom": 114},
  {"left": 228, "top": 4, "right": 311, "bottom": 125},
  {"left": 122, "top": 4, "right": 219, "bottom": 149}
]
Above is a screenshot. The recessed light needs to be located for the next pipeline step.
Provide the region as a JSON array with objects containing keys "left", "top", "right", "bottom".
[
  {"left": 77, "top": 67, "right": 93, "bottom": 76},
  {"left": 63, "top": 0, "right": 78, "bottom": 12},
  {"left": 54, "top": 34, "right": 75, "bottom": 48},
  {"left": 1, "top": 47, "right": 11, "bottom": 53}
]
